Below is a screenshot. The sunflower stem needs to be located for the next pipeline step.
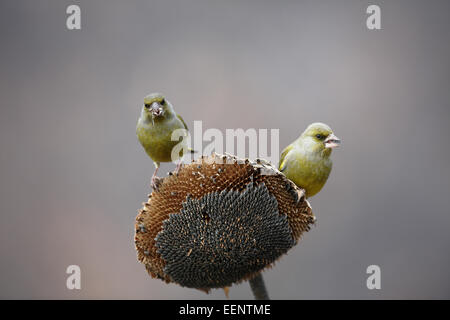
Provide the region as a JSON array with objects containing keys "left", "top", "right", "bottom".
[{"left": 249, "top": 273, "right": 270, "bottom": 300}]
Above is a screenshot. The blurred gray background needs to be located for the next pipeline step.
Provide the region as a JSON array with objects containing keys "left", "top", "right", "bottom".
[{"left": 0, "top": 0, "right": 449, "bottom": 299}]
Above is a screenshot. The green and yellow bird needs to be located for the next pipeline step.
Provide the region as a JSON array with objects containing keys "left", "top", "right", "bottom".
[
  {"left": 136, "top": 93, "right": 190, "bottom": 189},
  {"left": 279, "top": 123, "right": 341, "bottom": 198}
]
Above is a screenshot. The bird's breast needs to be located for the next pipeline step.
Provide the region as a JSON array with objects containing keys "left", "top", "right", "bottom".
[
  {"left": 284, "top": 150, "right": 332, "bottom": 197},
  {"left": 137, "top": 117, "right": 188, "bottom": 163}
]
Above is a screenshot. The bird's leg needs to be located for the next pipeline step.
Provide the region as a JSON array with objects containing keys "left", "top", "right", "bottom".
[
  {"left": 151, "top": 162, "right": 162, "bottom": 190},
  {"left": 174, "top": 160, "right": 183, "bottom": 175},
  {"left": 151, "top": 167, "right": 159, "bottom": 190}
]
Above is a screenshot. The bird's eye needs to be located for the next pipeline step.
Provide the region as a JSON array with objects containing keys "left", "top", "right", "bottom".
[
  {"left": 160, "top": 99, "right": 165, "bottom": 105},
  {"left": 316, "top": 134, "right": 324, "bottom": 140},
  {"left": 144, "top": 104, "right": 150, "bottom": 109}
]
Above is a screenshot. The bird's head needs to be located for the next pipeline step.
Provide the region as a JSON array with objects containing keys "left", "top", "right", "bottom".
[
  {"left": 143, "top": 93, "right": 174, "bottom": 120},
  {"left": 301, "top": 122, "right": 341, "bottom": 157}
]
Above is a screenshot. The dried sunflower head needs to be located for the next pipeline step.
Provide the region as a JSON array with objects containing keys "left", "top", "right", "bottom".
[{"left": 134, "top": 153, "right": 315, "bottom": 291}]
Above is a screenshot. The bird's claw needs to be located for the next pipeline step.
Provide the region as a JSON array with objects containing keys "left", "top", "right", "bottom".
[{"left": 151, "top": 176, "right": 163, "bottom": 191}]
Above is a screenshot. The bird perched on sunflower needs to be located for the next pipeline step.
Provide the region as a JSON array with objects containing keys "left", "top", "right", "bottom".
[
  {"left": 279, "top": 122, "right": 341, "bottom": 198},
  {"left": 136, "top": 93, "right": 191, "bottom": 189}
]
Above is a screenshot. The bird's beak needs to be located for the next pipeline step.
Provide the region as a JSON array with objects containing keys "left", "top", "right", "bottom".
[
  {"left": 150, "top": 102, "right": 163, "bottom": 117},
  {"left": 324, "top": 133, "right": 341, "bottom": 149}
]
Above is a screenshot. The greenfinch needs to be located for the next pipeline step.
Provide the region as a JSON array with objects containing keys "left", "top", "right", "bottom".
[
  {"left": 279, "top": 123, "right": 341, "bottom": 198},
  {"left": 136, "top": 93, "right": 190, "bottom": 189}
]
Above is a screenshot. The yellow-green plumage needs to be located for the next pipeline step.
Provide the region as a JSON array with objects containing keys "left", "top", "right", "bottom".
[
  {"left": 136, "top": 93, "right": 189, "bottom": 187},
  {"left": 279, "top": 123, "right": 340, "bottom": 198},
  {"left": 136, "top": 113, "right": 187, "bottom": 163}
]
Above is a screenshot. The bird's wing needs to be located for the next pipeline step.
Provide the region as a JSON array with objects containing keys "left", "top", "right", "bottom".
[
  {"left": 279, "top": 144, "right": 294, "bottom": 172},
  {"left": 176, "top": 114, "right": 196, "bottom": 153},
  {"left": 177, "top": 114, "right": 189, "bottom": 131}
]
